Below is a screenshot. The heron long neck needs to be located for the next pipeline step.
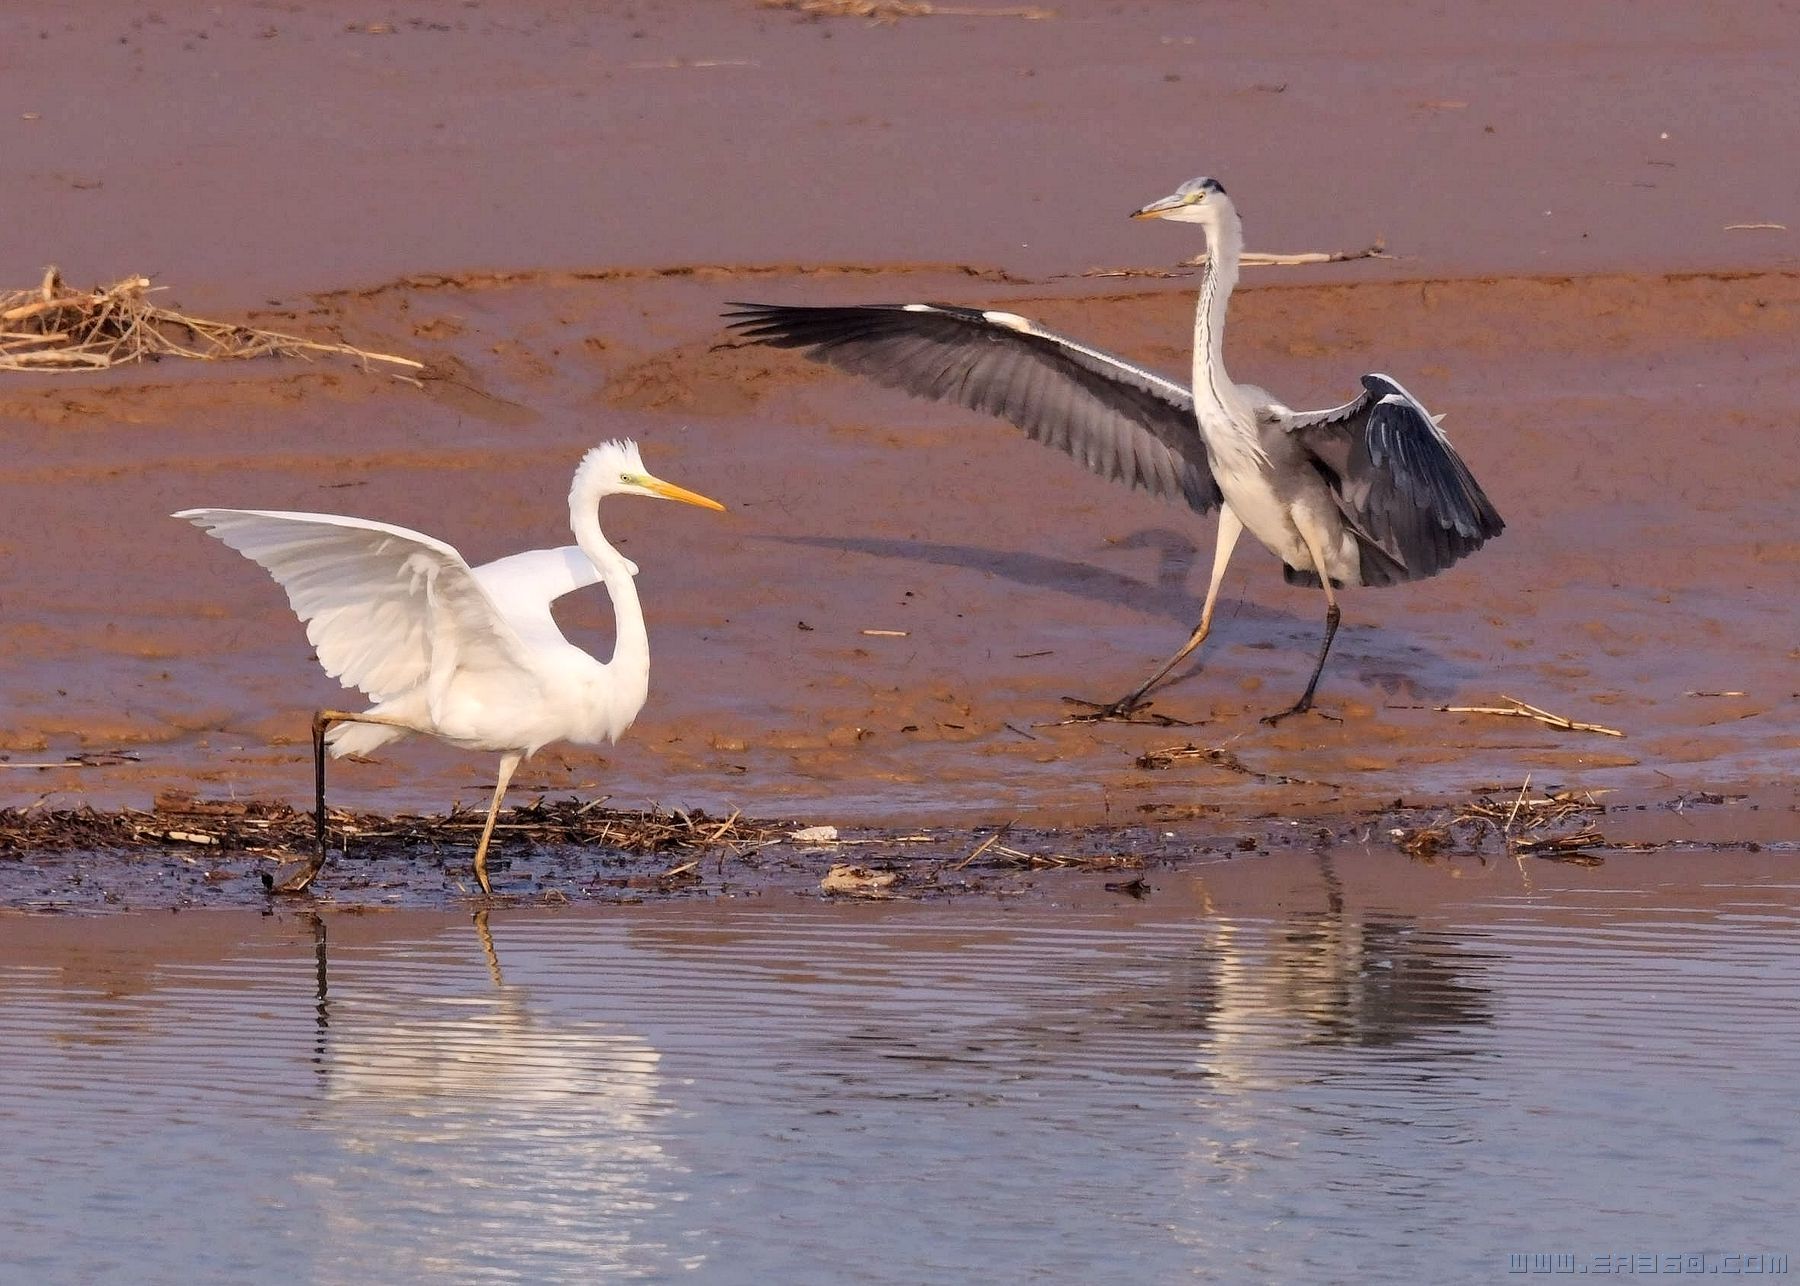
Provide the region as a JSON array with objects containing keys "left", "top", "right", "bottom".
[
  {"left": 1190, "top": 205, "right": 1243, "bottom": 424},
  {"left": 571, "top": 500, "right": 649, "bottom": 685}
]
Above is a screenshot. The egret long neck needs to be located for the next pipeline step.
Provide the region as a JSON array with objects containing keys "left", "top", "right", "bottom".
[
  {"left": 571, "top": 503, "right": 649, "bottom": 684},
  {"left": 1190, "top": 205, "right": 1244, "bottom": 424}
]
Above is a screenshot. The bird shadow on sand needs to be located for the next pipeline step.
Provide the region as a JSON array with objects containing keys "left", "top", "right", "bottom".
[{"left": 767, "top": 531, "right": 1477, "bottom": 705}]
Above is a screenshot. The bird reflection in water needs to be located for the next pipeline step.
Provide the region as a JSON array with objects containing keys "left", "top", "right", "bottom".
[
  {"left": 1268, "top": 854, "right": 1493, "bottom": 1049},
  {"left": 1131, "top": 854, "right": 1493, "bottom": 1073},
  {"left": 295, "top": 911, "right": 683, "bottom": 1279}
]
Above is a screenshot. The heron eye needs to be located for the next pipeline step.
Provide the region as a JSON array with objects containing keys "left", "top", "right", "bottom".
[{"left": 620, "top": 473, "right": 632, "bottom": 483}]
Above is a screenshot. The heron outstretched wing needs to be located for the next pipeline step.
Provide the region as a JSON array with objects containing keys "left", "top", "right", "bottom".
[
  {"left": 1281, "top": 374, "right": 1504, "bottom": 584},
  {"left": 176, "top": 509, "right": 536, "bottom": 706},
  {"left": 725, "top": 302, "right": 1222, "bottom": 514}
]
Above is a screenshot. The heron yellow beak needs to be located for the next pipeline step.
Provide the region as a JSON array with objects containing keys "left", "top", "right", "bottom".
[
  {"left": 641, "top": 474, "right": 726, "bottom": 511},
  {"left": 1130, "top": 189, "right": 1202, "bottom": 218},
  {"left": 1131, "top": 193, "right": 1188, "bottom": 220}
]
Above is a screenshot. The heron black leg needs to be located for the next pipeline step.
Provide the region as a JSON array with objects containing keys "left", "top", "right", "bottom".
[
  {"left": 1261, "top": 603, "right": 1341, "bottom": 726},
  {"left": 1061, "top": 508, "right": 1244, "bottom": 725},
  {"left": 1262, "top": 518, "right": 1346, "bottom": 726}
]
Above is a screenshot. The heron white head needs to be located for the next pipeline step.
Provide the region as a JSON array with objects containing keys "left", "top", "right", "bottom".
[
  {"left": 571, "top": 439, "right": 726, "bottom": 512},
  {"left": 1131, "top": 176, "right": 1229, "bottom": 225}
]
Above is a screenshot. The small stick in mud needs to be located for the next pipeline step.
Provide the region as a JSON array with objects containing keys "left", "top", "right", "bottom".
[
  {"left": 1438, "top": 695, "right": 1625, "bottom": 738},
  {"left": 1503, "top": 774, "right": 1534, "bottom": 833},
  {"left": 951, "top": 831, "right": 1005, "bottom": 871}
]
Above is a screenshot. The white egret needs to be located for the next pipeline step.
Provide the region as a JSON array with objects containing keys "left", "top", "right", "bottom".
[
  {"left": 176, "top": 439, "right": 725, "bottom": 894},
  {"left": 727, "top": 176, "right": 1503, "bottom": 724}
]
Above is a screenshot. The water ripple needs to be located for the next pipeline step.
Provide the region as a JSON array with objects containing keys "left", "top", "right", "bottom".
[{"left": 2, "top": 849, "right": 1797, "bottom": 1282}]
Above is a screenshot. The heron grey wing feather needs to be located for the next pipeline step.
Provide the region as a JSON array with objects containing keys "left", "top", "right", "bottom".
[
  {"left": 725, "top": 302, "right": 1221, "bottom": 514},
  {"left": 1284, "top": 374, "right": 1504, "bottom": 584}
]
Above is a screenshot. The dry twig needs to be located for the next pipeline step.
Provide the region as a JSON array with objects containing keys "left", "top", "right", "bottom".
[
  {"left": 1436, "top": 694, "right": 1624, "bottom": 738},
  {"left": 951, "top": 831, "right": 1004, "bottom": 871}
]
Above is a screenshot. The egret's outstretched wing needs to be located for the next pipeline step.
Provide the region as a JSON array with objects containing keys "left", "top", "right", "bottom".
[
  {"left": 725, "top": 302, "right": 1222, "bottom": 514},
  {"left": 176, "top": 509, "right": 535, "bottom": 705},
  {"left": 1282, "top": 374, "right": 1504, "bottom": 584},
  {"left": 471, "top": 546, "right": 604, "bottom": 654}
]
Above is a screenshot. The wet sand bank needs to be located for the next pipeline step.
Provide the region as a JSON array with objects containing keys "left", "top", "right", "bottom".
[
  {"left": 2, "top": 1, "right": 1795, "bottom": 893},
  {"left": 3, "top": 264, "right": 1795, "bottom": 841}
]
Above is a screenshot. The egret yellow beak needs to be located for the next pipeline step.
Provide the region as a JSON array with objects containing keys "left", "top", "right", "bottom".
[{"left": 641, "top": 474, "right": 726, "bottom": 511}]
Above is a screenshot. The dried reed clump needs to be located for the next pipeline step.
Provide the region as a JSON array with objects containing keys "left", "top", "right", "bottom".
[
  {"left": 760, "top": 0, "right": 1053, "bottom": 19},
  {"left": 0, "top": 266, "right": 422, "bottom": 376},
  {"left": 1391, "top": 782, "right": 1619, "bottom": 863},
  {"left": 0, "top": 791, "right": 787, "bottom": 859}
]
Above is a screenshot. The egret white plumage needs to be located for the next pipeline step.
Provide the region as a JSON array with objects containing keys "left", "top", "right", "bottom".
[
  {"left": 176, "top": 439, "right": 724, "bottom": 893},
  {"left": 726, "top": 176, "right": 1503, "bottom": 723}
]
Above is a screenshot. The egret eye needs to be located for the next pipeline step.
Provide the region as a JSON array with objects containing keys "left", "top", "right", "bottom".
[{"left": 620, "top": 473, "right": 632, "bottom": 484}]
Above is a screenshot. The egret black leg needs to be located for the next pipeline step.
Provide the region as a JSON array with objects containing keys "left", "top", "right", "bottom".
[{"left": 263, "top": 708, "right": 393, "bottom": 894}]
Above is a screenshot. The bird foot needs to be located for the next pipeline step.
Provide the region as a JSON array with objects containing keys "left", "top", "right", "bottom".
[
  {"left": 1054, "top": 696, "right": 1195, "bottom": 728},
  {"left": 261, "top": 853, "right": 326, "bottom": 894},
  {"left": 1258, "top": 703, "right": 1342, "bottom": 728}
]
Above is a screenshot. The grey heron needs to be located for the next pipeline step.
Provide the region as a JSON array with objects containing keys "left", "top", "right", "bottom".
[
  {"left": 725, "top": 176, "right": 1503, "bottom": 724},
  {"left": 177, "top": 440, "right": 725, "bottom": 894}
]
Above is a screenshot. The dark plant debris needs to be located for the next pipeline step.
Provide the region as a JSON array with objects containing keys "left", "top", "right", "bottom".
[
  {"left": 0, "top": 789, "right": 793, "bottom": 860},
  {"left": 1386, "top": 782, "right": 1658, "bottom": 864}
]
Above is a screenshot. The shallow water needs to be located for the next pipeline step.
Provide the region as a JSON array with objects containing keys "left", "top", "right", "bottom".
[{"left": 3, "top": 848, "right": 1796, "bottom": 1283}]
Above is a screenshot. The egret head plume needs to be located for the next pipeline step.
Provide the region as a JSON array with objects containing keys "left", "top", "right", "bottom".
[{"left": 572, "top": 439, "right": 724, "bottom": 511}]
